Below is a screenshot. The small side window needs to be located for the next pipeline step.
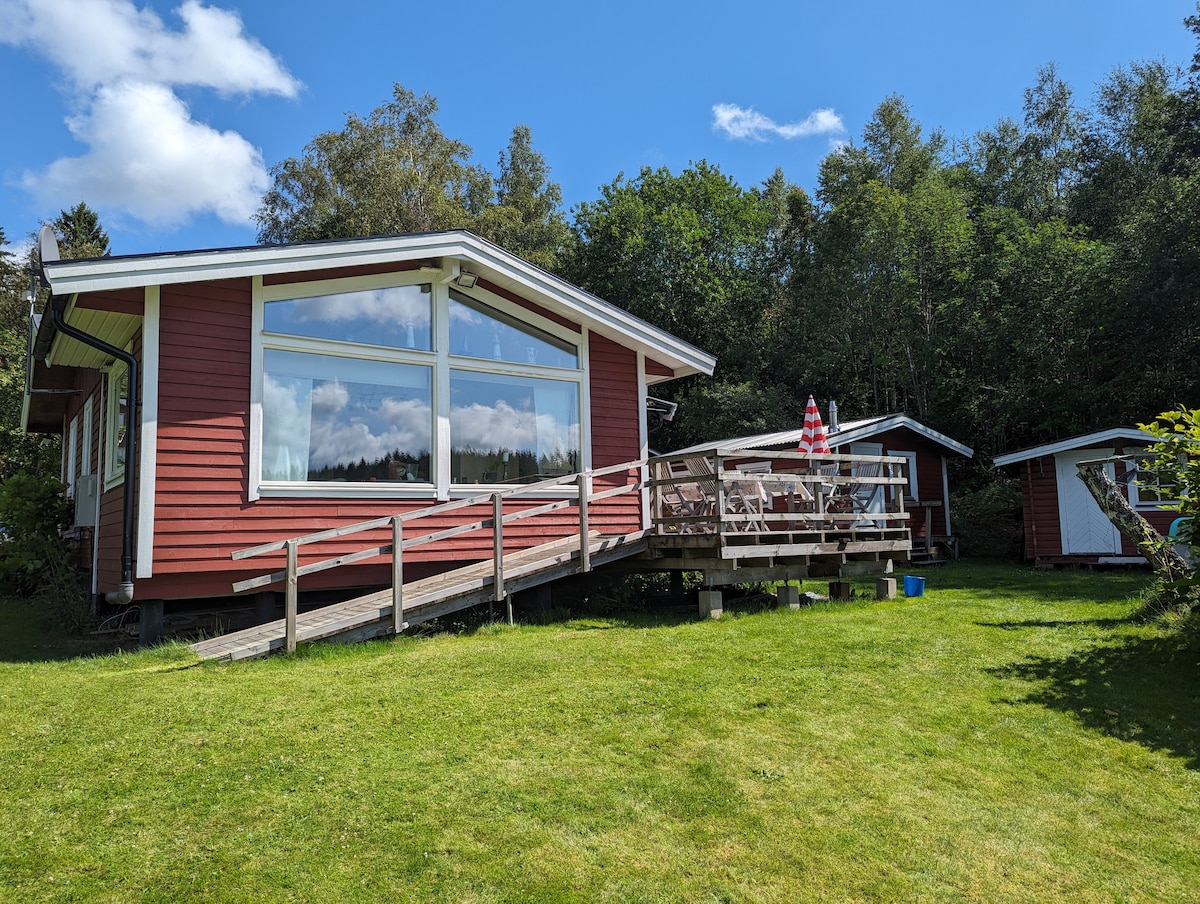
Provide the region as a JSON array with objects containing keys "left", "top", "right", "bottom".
[{"left": 106, "top": 363, "right": 129, "bottom": 486}]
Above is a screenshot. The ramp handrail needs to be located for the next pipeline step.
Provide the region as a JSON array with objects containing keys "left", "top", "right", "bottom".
[{"left": 230, "top": 459, "right": 648, "bottom": 652}]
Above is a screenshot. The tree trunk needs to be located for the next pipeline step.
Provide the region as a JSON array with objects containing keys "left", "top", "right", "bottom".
[{"left": 1075, "top": 459, "right": 1191, "bottom": 579}]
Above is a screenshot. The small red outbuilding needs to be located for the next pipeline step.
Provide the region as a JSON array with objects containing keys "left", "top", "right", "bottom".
[{"left": 993, "top": 427, "right": 1177, "bottom": 565}]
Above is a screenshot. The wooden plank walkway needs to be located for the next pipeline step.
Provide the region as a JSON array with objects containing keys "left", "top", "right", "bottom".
[{"left": 190, "top": 530, "right": 648, "bottom": 662}]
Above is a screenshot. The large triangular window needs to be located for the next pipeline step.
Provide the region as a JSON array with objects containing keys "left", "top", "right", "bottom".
[{"left": 449, "top": 290, "right": 577, "bottom": 368}]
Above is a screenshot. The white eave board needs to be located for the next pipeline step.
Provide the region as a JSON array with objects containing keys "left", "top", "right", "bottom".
[
  {"left": 42, "top": 231, "right": 717, "bottom": 379},
  {"left": 993, "top": 427, "right": 1155, "bottom": 467},
  {"left": 672, "top": 414, "right": 973, "bottom": 458}
]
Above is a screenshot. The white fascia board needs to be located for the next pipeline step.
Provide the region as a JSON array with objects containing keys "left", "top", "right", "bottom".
[
  {"left": 671, "top": 415, "right": 973, "bottom": 458},
  {"left": 993, "top": 427, "right": 1155, "bottom": 467},
  {"left": 43, "top": 231, "right": 717, "bottom": 381},
  {"left": 831, "top": 415, "right": 973, "bottom": 458}
]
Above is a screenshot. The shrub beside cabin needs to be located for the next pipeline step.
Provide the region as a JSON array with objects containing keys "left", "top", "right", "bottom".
[{"left": 23, "top": 231, "right": 715, "bottom": 610}]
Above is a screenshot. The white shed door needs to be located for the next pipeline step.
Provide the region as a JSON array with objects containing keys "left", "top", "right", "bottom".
[{"left": 1054, "top": 449, "right": 1122, "bottom": 555}]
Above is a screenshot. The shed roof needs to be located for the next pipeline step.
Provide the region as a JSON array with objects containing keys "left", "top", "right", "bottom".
[
  {"left": 992, "top": 427, "right": 1156, "bottom": 467},
  {"left": 36, "top": 229, "right": 717, "bottom": 381},
  {"left": 673, "top": 413, "right": 973, "bottom": 458}
]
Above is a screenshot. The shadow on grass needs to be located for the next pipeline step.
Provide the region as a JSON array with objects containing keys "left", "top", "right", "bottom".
[
  {"left": 991, "top": 634, "right": 1200, "bottom": 770},
  {"left": 926, "top": 559, "right": 1153, "bottom": 604},
  {"left": 978, "top": 617, "right": 1133, "bottom": 630}
]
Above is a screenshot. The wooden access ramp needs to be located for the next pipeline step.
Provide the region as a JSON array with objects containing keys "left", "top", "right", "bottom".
[{"left": 190, "top": 530, "right": 647, "bottom": 662}]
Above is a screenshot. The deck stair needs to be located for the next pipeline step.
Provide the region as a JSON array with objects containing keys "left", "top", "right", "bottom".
[{"left": 190, "top": 529, "right": 647, "bottom": 661}]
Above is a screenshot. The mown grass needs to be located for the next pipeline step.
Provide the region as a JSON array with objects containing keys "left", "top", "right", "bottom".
[{"left": 0, "top": 561, "right": 1197, "bottom": 903}]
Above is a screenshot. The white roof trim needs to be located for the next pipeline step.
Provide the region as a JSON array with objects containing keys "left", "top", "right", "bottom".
[
  {"left": 42, "top": 231, "right": 716, "bottom": 379},
  {"left": 672, "top": 413, "right": 973, "bottom": 457},
  {"left": 993, "top": 427, "right": 1155, "bottom": 467}
]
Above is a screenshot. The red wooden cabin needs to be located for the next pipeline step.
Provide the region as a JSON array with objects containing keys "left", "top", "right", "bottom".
[
  {"left": 23, "top": 231, "right": 715, "bottom": 610},
  {"left": 993, "top": 427, "right": 1177, "bottom": 566}
]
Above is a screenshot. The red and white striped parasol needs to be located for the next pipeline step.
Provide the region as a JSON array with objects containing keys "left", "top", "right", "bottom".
[{"left": 796, "top": 395, "right": 831, "bottom": 454}]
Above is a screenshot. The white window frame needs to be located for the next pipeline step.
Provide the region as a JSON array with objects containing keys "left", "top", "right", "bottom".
[
  {"left": 1128, "top": 460, "right": 1180, "bottom": 510},
  {"left": 104, "top": 359, "right": 129, "bottom": 490},
  {"left": 888, "top": 449, "right": 919, "bottom": 501},
  {"left": 250, "top": 272, "right": 590, "bottom": 501},
  {"left": 81, "top": 396, "right": 93, "bottom": 476},
  {"left": 66, "top": 415, "right": 78, "bottom": 496}
]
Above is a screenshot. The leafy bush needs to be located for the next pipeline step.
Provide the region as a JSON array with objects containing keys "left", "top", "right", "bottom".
[
  {"left": 952, "top": 479, "right": 1024, "bottom": 558},
  {"left": 1138, "top": 407, "right": 1200, "bottom": 559},
  {"left": 0, "top": 471, "right": 90, "bottom": 630},
  {"left": 1136, "top": 408, "right": 1200, "bottom": 616}
]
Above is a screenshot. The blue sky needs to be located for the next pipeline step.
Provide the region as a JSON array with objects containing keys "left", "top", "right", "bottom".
[{"left": 1, "top": 0, "right": 1197, "bottom": 257}]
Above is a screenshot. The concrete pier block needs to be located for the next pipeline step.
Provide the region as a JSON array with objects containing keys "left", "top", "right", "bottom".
[
  {"left": 777, "top": 584, "right": 801, "bottom": 610},
  {"left": 829, "top": 581, "right": 853, "bottom": 601},
  {"left": 698, "top": 590, "right": 723, "bottom": 619},
  {"left": 876, "top": 577, "right": 897, "bottom": 600}
]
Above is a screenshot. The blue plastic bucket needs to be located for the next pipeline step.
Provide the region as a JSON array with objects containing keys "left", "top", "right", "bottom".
[{"left": 903, "top": 575, "right": 926, "bottom": 597}]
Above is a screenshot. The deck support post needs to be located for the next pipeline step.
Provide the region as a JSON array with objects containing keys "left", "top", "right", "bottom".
[
  {"left": 391, "top": 516, "right": 404, "bottom": 635},
  {"left": 714, "top": 453, "right": 726, "bottom": 537},
  {"left": 253, "top": 592, "right": 276, "bottom": 624},
  {"left": 777, "top": 583, "right": 801, "bottom": 610},
  {"left": 138, "top": 598, "right": 163, "bottom": 646},
  {"left": 492, "top": 493, "right": 505, "bottom": 610},
  {"left": 698, "top": 589, "right": 722, "bottom": 619},
  {"left": 285, "top": 538, "right": 298, "bottom": 654},
  {"left": 578, "top": 472, "right": 591, "bottom": 573}
]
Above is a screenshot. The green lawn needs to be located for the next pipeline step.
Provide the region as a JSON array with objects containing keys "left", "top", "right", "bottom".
[{"left": 1, "top": 562, "right": 1196, "bottom": 903}]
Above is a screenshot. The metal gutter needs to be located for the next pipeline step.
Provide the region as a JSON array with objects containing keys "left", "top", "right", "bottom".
[{"left": 44, "top": 289, "right": 137, "bottom": 605}]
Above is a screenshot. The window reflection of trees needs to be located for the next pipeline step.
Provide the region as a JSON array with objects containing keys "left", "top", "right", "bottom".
[{"left": 262, "top": 351, "right": 432, "bottom": 483}]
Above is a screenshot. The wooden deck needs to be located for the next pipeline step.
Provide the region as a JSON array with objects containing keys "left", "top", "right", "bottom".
[
  {"left": 190, "top": 530, "right": 647, "bottom": 661},
  {"left": 189, "top": 450, "right": 913, "bottom": 660},
  {"left": 642, "top": 449, "right": 912, "bottom": 581}
]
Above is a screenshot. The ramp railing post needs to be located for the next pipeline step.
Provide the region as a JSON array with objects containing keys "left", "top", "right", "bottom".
[
  {"left": 285, "top": 538, "right": 298, "bottom": 654},
  {"left": 391, "top": 516, "right": 404, "bottom": 634},
  {"left": 578, "top": 471, "right": 591, "bottom": 573},
  {"left": 492, "top": 494, "right": 507, "bottom": 623}
]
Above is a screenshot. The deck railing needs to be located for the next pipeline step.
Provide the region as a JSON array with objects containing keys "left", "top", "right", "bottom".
[
  {"left": 649, "top": 449, "right": 911, "bottom": 538},
  {"left": 230, "top": 460, "right": 646, "bottom": 653}
]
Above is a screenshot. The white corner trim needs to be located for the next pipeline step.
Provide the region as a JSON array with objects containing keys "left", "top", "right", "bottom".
[
  {"left": 136, "top": 286, "right": 159, "bottom": 579},
  {"left": 637, "top": 351, "right": 650, "bottom": 531},
  {"left": 248, "top": 276, "right": 265, "bottom": 502}
]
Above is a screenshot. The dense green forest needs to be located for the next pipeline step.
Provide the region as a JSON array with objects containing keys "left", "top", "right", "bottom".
[{"left": 4, "top": 15, "right": 1200, "bottom": 495}]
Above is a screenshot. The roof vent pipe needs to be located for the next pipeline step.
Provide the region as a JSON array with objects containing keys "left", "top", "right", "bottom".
[{"left": 829, "top": 400, "right": 839, "bottom": 433}]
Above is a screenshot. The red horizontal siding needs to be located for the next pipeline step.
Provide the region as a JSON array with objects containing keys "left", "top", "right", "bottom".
[
  {"left": 645, "top": 357, "right": 674, "bottom": 379},
  {"left": 131, "top": 281, "right": 646, "bottom": 600},
  {"left": 75, "top": 286, "right": 143, "bottom": 315}
]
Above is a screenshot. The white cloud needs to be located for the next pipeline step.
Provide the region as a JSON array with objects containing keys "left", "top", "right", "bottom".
[
  {"left": 712, "top": 103, "right": 845, "bottom": 142},
  {"left": 24, "top": 81, "right": 269, "bottom": 225},
  {"left": 0, "top": 0, "right": 300, "bottom": 229},
  {"left": 0, "top": 0, "right": 299, "bottom": 96}
]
